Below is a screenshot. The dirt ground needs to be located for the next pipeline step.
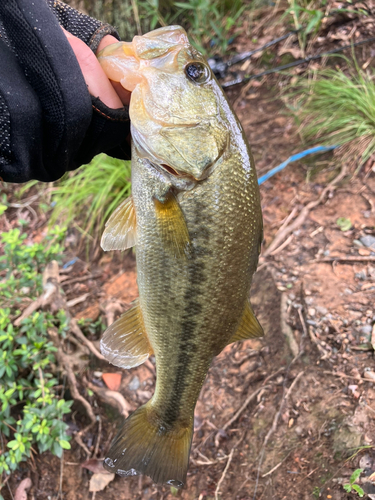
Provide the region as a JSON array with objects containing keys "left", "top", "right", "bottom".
[{"left": 2, "top": 11, "right": 375, "bottom": 500}]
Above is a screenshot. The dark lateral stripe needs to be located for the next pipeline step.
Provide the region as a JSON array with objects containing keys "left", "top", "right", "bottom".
[{"left": 162, "top": 204, "right": 210, "bottom": 426}]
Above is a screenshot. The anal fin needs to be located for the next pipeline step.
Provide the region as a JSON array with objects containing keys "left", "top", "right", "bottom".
[
  {"left": 154, "top": 192, "right": 191, "bottom": 259},
  {"left": 229, "top": 301, "right": 264, "bottom": 344},
  {"left": 100, "top": 301, "right": 153, "bottom": 369},
  {"left": 101, "top": 196, "right": 137, "bottom": 251}
]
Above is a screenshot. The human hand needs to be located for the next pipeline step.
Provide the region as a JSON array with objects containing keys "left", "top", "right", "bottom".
[
  {"left": 0, "top": 0, "right": 131, "bottom": 184},
  {"left": 63, "top": 30, "right": 131, "bottom": 108}
]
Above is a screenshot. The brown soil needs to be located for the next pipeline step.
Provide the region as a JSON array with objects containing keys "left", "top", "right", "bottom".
[{"left": 2, "top": 10, "right": 375, "bottom": 500}]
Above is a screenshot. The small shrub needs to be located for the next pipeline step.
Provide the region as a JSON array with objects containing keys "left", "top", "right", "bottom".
[{"left": 0, "top": 228, "right": 72, "bottom": 489}]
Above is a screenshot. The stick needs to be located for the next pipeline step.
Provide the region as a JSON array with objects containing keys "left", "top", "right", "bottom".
[
  {"left": 263, "top": 166, "right": 347, "bottom": 257},
  {"left": 70, "top": 319, "right": 105, "bottom": 361},
  {"left": 14, "top": 261, "right": 59, "bottom": 326},
  {"left": 281, "top": 293, "right": 299, "bottom": 358},
  {"left": 316, "top": 256, "right": 375, "bottom": 263},
  {"left": 59, "top": 349, "right": 96, "bottom": 424},
  {"left": 221, "top": 386, "right": 270, "bottom": 434},
  {"left": 252, "top": 371, "right": 304, "bottom": 499},
  {"left": 215, "top": 447, "right": 235, "bottom": 500}
]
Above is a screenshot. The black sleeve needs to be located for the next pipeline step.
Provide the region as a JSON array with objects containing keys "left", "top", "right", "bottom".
[{"left": 0, "top": 0, "right": 130, "bottom": 184}]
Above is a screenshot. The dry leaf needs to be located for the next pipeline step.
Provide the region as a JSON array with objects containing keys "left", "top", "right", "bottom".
[
  {"left": 14, "top": 478, "right": 32, "bottom": 500},
  {"left": 278, "top": 47, "right": 303, "bottom": 59},
  {"left": 82, "top": 459, "right": 108, "bottom": 474},
  {"left": 89, "top": 472, "right": 115, "bottom": 492},
  {"left": 102, "top": 372, "right": 122, "bottom": 391}
]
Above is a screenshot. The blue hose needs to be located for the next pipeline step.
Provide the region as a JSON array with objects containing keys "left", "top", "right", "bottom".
[{"left": 258, "top": 145, "right": 338, "bottom": 185}]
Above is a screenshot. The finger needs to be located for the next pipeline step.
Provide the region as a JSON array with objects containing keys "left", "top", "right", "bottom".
[
  {"left": 97, "top": 35, "right": 132, "bottom": 106},
  {"left": 62, "top": 28, "right": 123, "bottom": 109}
]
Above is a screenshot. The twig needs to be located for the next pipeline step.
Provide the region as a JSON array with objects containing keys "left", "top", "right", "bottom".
[
  {"left": 316, "top": 256, "right": 375, "bottom": 263},
  {"left": 86, "top": 381, "right": 132, "bottom": 417},
  {"left": 70, "top": 318, "right": 105, "bottom": 361},
  {"left": 220, "top": 386, "right": 270, "bottom": 435},
  {"left": 253, "top": 371, "right": 304, "bottom": 499},
  {"left": 262, "top": 447, "right": 296, "bottom": 477},
  {"left": 93, "top": 417, "right": 102, "bottom": 458},
  {"left": 14, "top": 263, "right": 59, "bottom": 326},
  {"left": 66, "top": 293, "right": 90, "bottom": 308},
  {"left": 281, "top": 293, "right": 299, "bottom": 358},
  {"left": 215, "top": 447, "right": 235, "bottom": 500},
  {"left": 214, "top": 435, "right": 245, "bottom": 500},
  {"left": 38, "top": 367, "right": 46, "bottom": 407},
  {"left": 322, "top": 370, "right": 372, "bottom": 383},
  {"left": 265, "top": 371, "right": 304, "bottom": 447},
  {"left": 75, "top": 423, "right": 95, "bottom": 457},
  {"left": 264, "top": 166, "right": 347, "bottom": 257},
  {"left": 60, "top": 272, "right": 101, "bottom": 287},
  {"left": 59, "top": 350, "right": 96, "bottom": 424}
]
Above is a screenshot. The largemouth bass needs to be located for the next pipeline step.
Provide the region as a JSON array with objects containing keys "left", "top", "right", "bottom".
[{"left": 98, "top": 26, "right": 263, "bottom": 488}]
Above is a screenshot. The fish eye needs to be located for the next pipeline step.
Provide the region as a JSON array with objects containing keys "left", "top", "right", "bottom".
[{"left": 185, "top": 62, "right": 211, "bottom": 84}]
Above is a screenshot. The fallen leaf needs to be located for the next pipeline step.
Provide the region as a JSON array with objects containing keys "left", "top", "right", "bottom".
[
  {"left": 15, "top": 478, "right": 32, "bottom": 500},
  {"left": 278, "top": 46, "right": 303, "bottom": 59},
  {"left": 102, "top": 373, "right": 122, "bottom": 391},
  {"left": 89, "top": 472, "right": 115, "bottom": 492},
  {"left": 82, "top": 459, "right": 108, "bottom": 474}
]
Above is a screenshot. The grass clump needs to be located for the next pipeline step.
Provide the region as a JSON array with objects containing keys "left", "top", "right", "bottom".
[
  {"left": 49, "top": 154, "right": 131, "bottom": 243},
  {"left": 0, "top": 227, "right": 72, "bottom": 492},
  {"left": 292, "top": 61, "right": 375, "bottom": 166}
]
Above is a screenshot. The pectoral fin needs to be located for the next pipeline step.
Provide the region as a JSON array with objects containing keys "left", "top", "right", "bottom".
[
  {"left": 229, "top": 301, "right": 264, "bottom": 344},
  {"left": 101, "top": 196, "right": 137, "bottom": 251},
  {"left": 154, "top": 192, "right": 191, "bottom": 258},
  {"left": 100, "top": 301, "right": 153, "bottom": 369}
]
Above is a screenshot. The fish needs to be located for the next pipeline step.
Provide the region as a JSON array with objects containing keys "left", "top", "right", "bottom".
[{"left": 97, "top": 25, "right": 263, "bottom": 488}]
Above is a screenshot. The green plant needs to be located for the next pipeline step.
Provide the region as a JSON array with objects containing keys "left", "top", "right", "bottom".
[
  {"left": 312, "top": 485, "right": 320, "bottom": 498},
  {"left": 283, "top": 1, "right": 368, "bottom": 56},
  {"left": 0, "top": 226, "right": 66, "bottom": 306},
  {"left": 171, "top": 0, "right": 245, "bottom": 54},
  {"left": 291, "top": 60, "right": 375, "bottom": 167},
  {"left": 48, "top": 154, "right": 131, "bottom": 243},
  {"left": 336, "top": 217, "right": 352, "bottom": 232},
  {"left": 0, "top": 228, "right": 72, "bottom": 490},
  {"left": 343, "top": 469, "right": 364, "bottom": 497},
  {"left": 284, "top": 0, "right": 324, "bottom": 56}
]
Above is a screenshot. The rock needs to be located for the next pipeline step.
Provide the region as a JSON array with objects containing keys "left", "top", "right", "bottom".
[
  {"left": 364, "top": 370, "right": 375, "bottom": 382},
  {"left": 316, "top": 306, "right": 328, "bottom": 315},
  {"left": 359, "top": 325, "right": 373, "bottom": 337},
  {"left": 360, "top": 235, "right": 375, "bottom": 249},
  {"left": 359, "top": 453, "right": 373, "bottom": 470},
  {"left": 128, "top": 376, "right": 140, "bottom": 391},
  {"left": 294, "top": 425, "right": 304, "bottom": 436}
]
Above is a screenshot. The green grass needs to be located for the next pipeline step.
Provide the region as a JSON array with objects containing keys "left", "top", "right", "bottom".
[
  {"left": 49, "top": 154, "right": 131, "bottom": 244},
  {"left": 83, "top": 0, "right": 249, "bottom": 56},
  {"left": 290, "top": 60, "right": 375, "bottom": 166}
]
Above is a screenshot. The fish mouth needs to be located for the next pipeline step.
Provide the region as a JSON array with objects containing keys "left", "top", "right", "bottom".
[{"left": 159, "top": 163, "right": 198, "bottom": 181}]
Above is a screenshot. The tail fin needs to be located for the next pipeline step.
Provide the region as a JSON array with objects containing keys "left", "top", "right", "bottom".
[{"left": 103, "top": 404, "right": 193, "bottom": 487}]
